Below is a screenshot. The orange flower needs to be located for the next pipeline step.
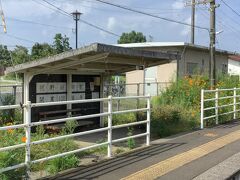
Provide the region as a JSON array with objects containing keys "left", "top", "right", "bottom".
[
  {"left": 189, "top": 79, "right": 193, "bottom": 86},
  {"left": 21, "top": 137, "right": 27, "bottom": 143}
]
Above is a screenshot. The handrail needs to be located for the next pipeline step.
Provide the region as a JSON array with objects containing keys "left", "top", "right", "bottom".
[
  {"left": 200, "top": 87, "right": 238, "bottom": 129},
  {"left": 0, "top": 95, "right": 151, "bottom": 175}
]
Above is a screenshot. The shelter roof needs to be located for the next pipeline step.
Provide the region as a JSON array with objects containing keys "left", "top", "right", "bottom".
[{"left": 5, "top": 43, "right": 179, "bottom": 75}]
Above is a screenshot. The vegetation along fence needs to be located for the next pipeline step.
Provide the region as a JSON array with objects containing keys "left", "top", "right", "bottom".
[
  {"left": 0, "top": 95, "right": 151, "bottom": 178},
  {"left": 0, "top": 85, "right": 22, "bottom": 105},
  {"left": 104, "top": 82, "right": 171, "bottom": 111},
  {"left": 201, "top": 88, "right": 240, "bottom": 129}
]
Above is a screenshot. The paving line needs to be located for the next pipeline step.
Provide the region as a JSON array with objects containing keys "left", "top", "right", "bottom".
[{"left": 121, "top": 130, "right": 240, "bottom": 180}]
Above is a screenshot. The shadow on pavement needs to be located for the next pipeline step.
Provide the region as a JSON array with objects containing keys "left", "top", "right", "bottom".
[
  {"left": 41, "top": 142, "right": 185, "bottom": 180},
  {"left": 212, "top": 120, "right": 240, "bottom": 129}
]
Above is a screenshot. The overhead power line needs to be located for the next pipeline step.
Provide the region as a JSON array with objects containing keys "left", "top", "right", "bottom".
[
  {"left": 94, "top": 0, "right": 209, "bottom": 31},
  {"left": 220, "top": 0, "right": 240, "bottom": 18},
  {"left": 0, "top": 32, "right": 36, "bottom": 43},
  {"left": 36, "top": 0, "right": 120, "bottom": 37},
  {"left": 7, "top": 17, "right": 73, "bottom": 30}
]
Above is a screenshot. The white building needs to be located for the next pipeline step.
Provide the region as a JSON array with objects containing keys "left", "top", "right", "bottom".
[
  {"left": 228, "top": 55, "right": 240, "bottom": 76},
  {"left": 116, "top": 42, "right": 237, "bottom": 96}
]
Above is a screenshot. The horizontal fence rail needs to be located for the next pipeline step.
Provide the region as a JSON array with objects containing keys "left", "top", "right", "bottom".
[
  {"left": 201, "top": 88, "right": 240, "bottom": 129},
  {"left": 0, "top": 95, "right": 151, "bottom": 177}
]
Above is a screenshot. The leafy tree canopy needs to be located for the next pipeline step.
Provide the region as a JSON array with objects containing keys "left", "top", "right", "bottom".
[
  {"left": 117, "top": 31, "right": 147, "bottom": 44},
  {"left": 0, "top": 45, "right": 11, "bottom": 67},
  {"left": 0, "top": 33, "right": 72, "bottom": 68},
  {"left": 31, "top": 43, "right": 55, "bottom": 60},
  {"left": 53, "top": 33, "right": 71, "bottom": 54},
  {"left": 11, "top": 46, "right": 30, "bottom": 65}
]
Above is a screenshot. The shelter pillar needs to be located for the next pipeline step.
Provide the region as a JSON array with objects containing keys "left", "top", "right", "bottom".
[
  {"left": 100, "top": 74, "right": 105, "bottom": 127},
  {"left": 67, "top": 74, "right": 72, "bottom": 116},
  {"left": 23, "top": 72, "right": 32, "bottom": 123}
]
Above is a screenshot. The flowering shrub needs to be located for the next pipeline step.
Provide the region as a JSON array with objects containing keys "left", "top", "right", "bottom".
[
  {"left": 0, "top": 121, "right": 80, "bottom": 179},
  {"left": 151, "top": 75, "right": 240, "bottom": 137}
]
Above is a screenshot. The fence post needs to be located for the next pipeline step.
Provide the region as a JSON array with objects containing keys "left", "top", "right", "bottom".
[
  {"left": 117, "top": 84, "right": 120, "bottom": 111},
  {"left": 13, "top": 85, "right": 17, "bottom": 104},
  {"left": 107, "top": 96, "right": 112, "bottom": 158},
  {"left": 201, "top": 89, "right": 204, "bottom": 129},
  {"left": 215, "top": 88, "right": 219, "bottom": 125},
  {"left": 146, "top": 94, "right": 151, "bottom": 146},
  {"left": 137, "top": 83, "right": 140, "bottom": 108},
  {"left": 157, "top": 82, "right": 159, "bottom": 96},
  {"left": 25, "top": 101, "right": 31, "bottom": 179},
  {"left": 234, "top": 87, "right": 237, "bottom": 119}
]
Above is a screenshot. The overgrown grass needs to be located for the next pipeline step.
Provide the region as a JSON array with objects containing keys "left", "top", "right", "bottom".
[
  {"left": 151, "top": 74, "right": 240, "bottom": 137},
  {"left": 0, "top": 121, "right": 80, "bottom": 179}
]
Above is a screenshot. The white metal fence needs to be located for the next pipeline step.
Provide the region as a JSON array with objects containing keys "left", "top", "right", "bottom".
[
  {"left": 0, "top": 95, "right": 151, "bottom": 177},
  {"left": 0, "top": 85, "right": 22, "bottom": 105},
  {"left": 200, "top": 88, "right": 240, "bottom": 129},
  {"left": 104, "top": 82, "right": 172, "bottom": 97}
]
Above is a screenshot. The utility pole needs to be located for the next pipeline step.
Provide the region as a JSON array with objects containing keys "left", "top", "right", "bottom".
[
  {"left": 0, "top": 0, "right": 6, "bottom": 33},
  {"left": 71, "top": 10, "right": 82, "bottom": 49},
  {"left": 186, "top": 0, "right": 218, "bottom": 88},
  {"left": 209, "top": 0, "right": 216, "bottom": 88},
  {"left": 191, "top": 0, "right": 195, "bottom": 44}
]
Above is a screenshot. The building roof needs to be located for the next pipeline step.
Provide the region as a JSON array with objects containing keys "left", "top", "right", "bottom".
[
  {"left": 116, "top": 42, "right": 238, "bottom": 55},
  {"left": 4, "top": 43, "right": 180, "bottom": 75},
  {"left": 229, "top": 55, "right": 240, "bottom": 62}
]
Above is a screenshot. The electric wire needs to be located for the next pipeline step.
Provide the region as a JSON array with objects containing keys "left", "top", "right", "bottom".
[
  {"left": 220, "top": 0, "right": 240, "bottom": 18},
  {"left": 37, "top": 0, "right": 120, "bottom": 37},
  {"left": 94, "top": 0, "right": 209, "bottom": 31}
]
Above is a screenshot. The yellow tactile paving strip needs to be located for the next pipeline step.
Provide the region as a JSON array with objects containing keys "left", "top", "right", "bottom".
[{"left": 122, "top": 130, "right": 240, "bottom": 180}]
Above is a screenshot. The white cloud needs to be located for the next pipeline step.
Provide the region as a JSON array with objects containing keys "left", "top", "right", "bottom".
[
  {"left": 2, "top": 0, "right": 94, "bottom": 20},
  {"left": 107, "top": 17, "right": 116, "bottom": 31},
  {"left": 172, "top": 0, "right": 185, "bottom": 10}
]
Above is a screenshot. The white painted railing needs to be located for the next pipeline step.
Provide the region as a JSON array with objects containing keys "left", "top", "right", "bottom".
[
  {"left": 0, "top": 95, "right": 151, "bottom": 177},
  {"left": 200, "top": 88, "right": 240, "bottom": 129}
]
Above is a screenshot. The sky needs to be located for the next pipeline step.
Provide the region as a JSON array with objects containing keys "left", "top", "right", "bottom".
[{"left": 0, "top": 0, "right": 240, "bottom": 53}]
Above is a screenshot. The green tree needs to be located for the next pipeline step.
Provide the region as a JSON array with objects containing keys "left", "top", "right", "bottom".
[
  {"left": 118, "top": 31, "right": 147, "bottom": 44},
  {"left": 31, "top": 43, "right": 55, "bottom": 60},
  {"left": 11, "top": 46, "right": 30, "bottom": 65},
  {"left": 53, "top": 33, "right": 71, "bottom": 54},
  {"left": 0, "top": 45, "right": 11, "bottom": 67}
]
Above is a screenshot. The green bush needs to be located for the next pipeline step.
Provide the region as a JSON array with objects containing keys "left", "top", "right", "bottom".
[
  {"left": 0, "top": 120, "right": 80, "bottom": 179},
  {"left": 104, "top": 112, "right": 136, "bottom": 126},
  {"left": 151, "top": 105, "right": 198, "bottom": 138},
  {"left": 151, "top": 74, "right": 240, "bottom": 136},
  {"left": 0, "top": 94, "right": 15, "bottom": 125},
  {"left": 0, "top": 127, "right": 26, "bottom": 179}
]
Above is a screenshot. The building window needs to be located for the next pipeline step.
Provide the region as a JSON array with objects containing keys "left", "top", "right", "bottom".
[
  {"left": 222, "top": 64, "right": 227, "bottom": 74},
  {"left": 187, "top": 62, "right": 199, "bottom": 75}
]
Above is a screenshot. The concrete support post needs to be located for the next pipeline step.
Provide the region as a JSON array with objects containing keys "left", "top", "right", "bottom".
[
  {"left": 67, "top": 74, "right": 72, "bottom": 116},
  {"left": 100, "top": 75, "right": 105, "bottom": 127},
  {"left": 107, "top": 95, "right": 112, "bottom": 158}
]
